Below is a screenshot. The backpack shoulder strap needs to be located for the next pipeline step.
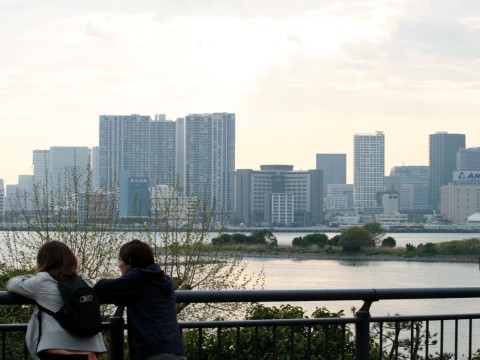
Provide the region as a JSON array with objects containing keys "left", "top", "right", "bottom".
[
  {"left": 36, "top": 304, "right": 55, "bottom": 317},
  {"left": 36, "top": 307, "right": 43, "bottom": 354}
]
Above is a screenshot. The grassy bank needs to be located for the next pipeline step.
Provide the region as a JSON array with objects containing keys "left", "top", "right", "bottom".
[{"left": 206, "top": 243, "right": 480, "bottom": 263}]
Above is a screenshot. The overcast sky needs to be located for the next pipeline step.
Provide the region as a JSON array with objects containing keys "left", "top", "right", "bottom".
[{"left": 1, "top": 0, "right": 479, "bottom": 185}]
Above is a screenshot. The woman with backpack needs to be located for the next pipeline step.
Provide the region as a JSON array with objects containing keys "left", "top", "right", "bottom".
[{"left": 7, "top": 240, "right": 106, "bottom": 360}]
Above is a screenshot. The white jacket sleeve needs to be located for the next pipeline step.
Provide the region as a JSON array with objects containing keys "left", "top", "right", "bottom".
[{"left": 6, "top": 275, "right": 36, "bottom": 299}]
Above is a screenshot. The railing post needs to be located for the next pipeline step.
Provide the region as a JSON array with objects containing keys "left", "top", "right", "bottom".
[
  {"left": 355, "top": 301, "right": 372, "bottom": 360},
  {"left": 109, "top": 315, "right": 125, "bottom": 360}
]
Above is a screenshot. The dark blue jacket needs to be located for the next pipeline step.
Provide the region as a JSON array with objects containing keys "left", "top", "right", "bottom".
[{"left": 94, "top": 264, "right": 185, "bottom": 360}]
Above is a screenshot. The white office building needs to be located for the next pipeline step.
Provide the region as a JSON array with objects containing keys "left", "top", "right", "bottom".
[
  {"left": 270, "top": 193, "right": 295, "bottom": 226},
  {"left": 354, "top": 131, "right": 385, "bottom": 214},
  {"left": 326, "top": 184, "right": 354, "bottom": 211},
  {"left": 235, "top": 165, "right": 323, "bottom": 226},
  {"left": 441, "top": 171, "right": 480, "bottom": 224}
]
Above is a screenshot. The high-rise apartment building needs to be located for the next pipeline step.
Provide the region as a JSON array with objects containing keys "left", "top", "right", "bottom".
[
  {"left": 353, "top": 131, "right": 385, "bottom": 213},
  {"left": 456, "top": 147, "right": 480, "bottom": 171},
  {"left": 178, "top": 113, "right": 235, "bottom": 213},
  {"left": 234, "top": 165, "right": 323, "bottom": 226},
  {"left": 99, "top": 114, "right": 176, "bottom": 191},
  {"left": 316, "top": 154, "right": 346, "bottom": 197},
  {"left": 390, "top": 166, "right": 429, "bottom": 211},
  {"left": 429, "top": 132, "right": 466, "bottom": 211}
]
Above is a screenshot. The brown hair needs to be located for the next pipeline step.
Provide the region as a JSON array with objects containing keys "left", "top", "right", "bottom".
[
  {"left": 119, "top": 239, "right": 155, "bottom": 269},
  {"left": 36, "top": 240, "right": 78, "bottom": 280}
]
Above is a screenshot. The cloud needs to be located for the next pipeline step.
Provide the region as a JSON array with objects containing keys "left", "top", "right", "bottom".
[{"left": 394, "top": 18, "right": 480, "bottom": 59}]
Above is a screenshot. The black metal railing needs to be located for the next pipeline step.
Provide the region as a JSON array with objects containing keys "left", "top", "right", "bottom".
[{"left": 1, "top": 287, "right": 480, "bottom": 360}]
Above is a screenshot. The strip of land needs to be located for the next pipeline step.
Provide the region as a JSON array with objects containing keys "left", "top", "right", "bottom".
[{"left": 238, "top": 251, "right": 479, "bottom": 263}]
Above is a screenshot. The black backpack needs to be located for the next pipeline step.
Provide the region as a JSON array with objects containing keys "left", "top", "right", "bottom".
[{"left": 38, "top": 275, "right": 103, "bottom": 337}]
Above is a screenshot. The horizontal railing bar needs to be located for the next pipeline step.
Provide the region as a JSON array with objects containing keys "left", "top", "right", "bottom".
[
  {"left": 176, "top": 287, "right": 480, "bottom": 303},
  {"left": 5, "top": 315, "right": 479, "bottom": 331},
  {"left": 0, "top": 324, "right": 28, "bottom": 331},
  {"left": 372, "top": 313, "right": 480, "bottom": 322},
  {"left": 176, "top": 289, "right": 377, "bottom": 302},
  {"left": 179, "top": 317, "right": 359, "bottom": 329},
  {"left": 2, "top": 287, "right": 480, "bottom": 305}
]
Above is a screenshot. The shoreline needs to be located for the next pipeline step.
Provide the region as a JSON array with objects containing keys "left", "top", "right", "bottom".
[{"left": 239, "top": 251, "right": 479, "bottom": 263}]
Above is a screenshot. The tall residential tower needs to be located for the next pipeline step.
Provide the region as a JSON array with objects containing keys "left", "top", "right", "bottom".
[
  {"left": 98, "top": 114, "right": 176, "bottom": 191},
  {"left": 177, "top": 113, "right": 235, "bottom": 213},
  {"left": 354, "top": 131, "right": 385, "bottom": 214}
]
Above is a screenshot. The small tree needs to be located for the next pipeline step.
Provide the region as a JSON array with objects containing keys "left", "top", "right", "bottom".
[
  {"left": 338, "top": 226, "right": 374, "bottom": 252},
  {"left": 292, "top": 233, "right": 328, "bottom": 248},
  {"left": 381, "top": 236, "right": 396, "bottom": 248}
]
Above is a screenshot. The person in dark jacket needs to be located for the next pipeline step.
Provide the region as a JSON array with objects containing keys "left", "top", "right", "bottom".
[{"left": 94, "top": 239, "right": 186, "bottom": 360}]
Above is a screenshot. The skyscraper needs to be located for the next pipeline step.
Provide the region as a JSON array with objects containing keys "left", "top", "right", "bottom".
[
  {"left": 429, "top": 132, "right": 466, "bottom": 211},
  {"left": 354, "top": 131, "right": 385, "bottom": 213},
  {"left": 316, "top": 154, "right": 346, "bottom": 197},
  {"left": 99, "top": 114, "right": 176, "bottom": 191},
  {"left": 178, "top": 113, "right": 235, "bottom": 213}
]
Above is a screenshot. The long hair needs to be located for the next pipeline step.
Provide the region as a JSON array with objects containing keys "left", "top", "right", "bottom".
[
  {"left": 36, "top": 240, "right": 78, "bottom": 280},
  {"left": 119, "top": 239, "right": 154, "bottom": 269}
]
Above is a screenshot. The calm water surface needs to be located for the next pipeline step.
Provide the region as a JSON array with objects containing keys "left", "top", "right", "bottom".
[{"left": 244, "top": 258, "right": 480, "bottom": 316}]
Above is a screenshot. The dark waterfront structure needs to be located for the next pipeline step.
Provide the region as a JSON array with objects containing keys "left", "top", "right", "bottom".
[{"left": 429, "top": 132, "right": 466, "bottom": 211}]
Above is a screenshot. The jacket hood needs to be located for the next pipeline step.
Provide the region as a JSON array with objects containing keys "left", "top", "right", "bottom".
[{"left": 136, "top": 263, "right": 173, "bottom": 296}]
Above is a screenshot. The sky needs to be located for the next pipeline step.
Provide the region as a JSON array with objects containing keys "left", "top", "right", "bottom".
[{"left": 1, "top": 0, "right": 479, "bottom": 185}]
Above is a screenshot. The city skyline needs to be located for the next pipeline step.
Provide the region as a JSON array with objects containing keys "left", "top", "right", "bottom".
[
  {"left": 1, "top": 1, "right": 479, "bottom": 185},
  {"left": 0, "top": 123, "right": 475, "bottom": 188}
]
